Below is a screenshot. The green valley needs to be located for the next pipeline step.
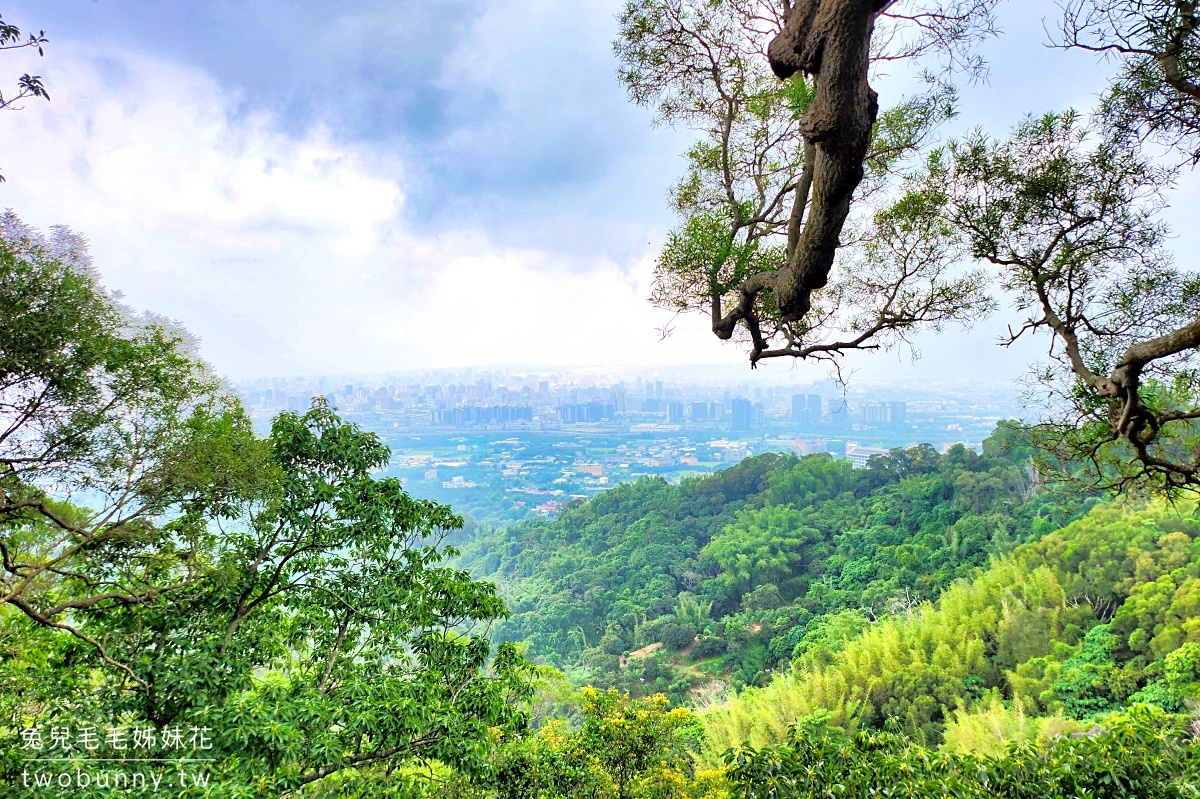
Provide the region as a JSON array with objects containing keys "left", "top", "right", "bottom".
[{"left": 457, "top": 432, "right": 1095, "bottom": 704}]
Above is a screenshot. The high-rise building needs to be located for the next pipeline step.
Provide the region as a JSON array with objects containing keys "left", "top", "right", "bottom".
[
  {"left": 667, "top": 402, "right": 684, "bottom": 424},
  {"left": 434, "top": 405, "right": 534, "bottom": 426},
  {"left": 861, "top": 400, "right": 907, "bottom": 425},
  {"left": 792, "top": 393, "right": 822, "bottom": 426},
  {"left": 559, "top": 402, "right": 614, "bottom": 423},
  {"left": 827, "top": 399, "right": 850, "bottom": 428},
  {"left": 731, "top": 398, "right": 754, "bottom": 431},
  {"left": 791, "top": 394, "right": 805, "bottom": 421}
]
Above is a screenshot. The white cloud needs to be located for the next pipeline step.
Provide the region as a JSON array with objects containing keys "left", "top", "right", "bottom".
[
  {"left": 7, "top": 32, "right": 1160, "bottom": 390},
  {"left": 0, "top": 46, "right": 743, "bottom": 378}
]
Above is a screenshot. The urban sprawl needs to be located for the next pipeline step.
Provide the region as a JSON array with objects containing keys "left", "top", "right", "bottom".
[{"left": 236, "top": 369, "right": 1017, "bottom": 526}]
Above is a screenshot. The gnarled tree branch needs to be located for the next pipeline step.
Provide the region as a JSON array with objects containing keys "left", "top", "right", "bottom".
[{"left": 767, "top": 0, "right": 892, "bottom": 322}]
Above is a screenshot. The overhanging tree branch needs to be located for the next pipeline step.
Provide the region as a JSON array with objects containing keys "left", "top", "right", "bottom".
[{"left": 767, "top": 0, "right": 892, "bottom": 322}]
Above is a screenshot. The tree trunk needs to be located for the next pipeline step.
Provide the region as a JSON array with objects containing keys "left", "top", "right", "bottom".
[{"left": 767, "top": 0, "right": 886, "bottom": 320}]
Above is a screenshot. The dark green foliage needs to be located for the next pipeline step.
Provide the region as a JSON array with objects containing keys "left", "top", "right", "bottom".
[
  {"left": 1051, "top": 625, "right": 1121, "bottom": 719},
  {"left": 693, "top": 636, "right": 726, "bottom": 659},
  {"left": 458, "top": 436, "right": 1093, "bottom": 699},
  {"left": 0, "top": 226, "right": 534, "bottom": 796},
  {"left": 661, "top": 623, "right": 699, "bottom": 651}
]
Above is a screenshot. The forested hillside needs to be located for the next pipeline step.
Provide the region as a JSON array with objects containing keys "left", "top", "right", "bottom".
[
  {"left": 460, "top": 461, "right": 1200, "bottom": 798},
  {"left": 9, "top": 216, "right": 1193, "bottom": 798},
  {"left": 701, "top": 499, "right": 1200, "bottom": 757},
  {"left": 456, "top": 428, "right": 1097, "bottom": 703},
  {"left": 7, "top": 0, "right": 1200, "bottom": 790},
  {"left": 7, "top": 216, "right": 1200, "bottom": 798}
]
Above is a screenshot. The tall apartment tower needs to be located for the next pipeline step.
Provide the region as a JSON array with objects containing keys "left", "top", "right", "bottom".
[
  {"left": 791, "top": 393, "right": 822, "bottom": 426},
  {"left": 731, "top": 398, "right": 754, "bottom": 431}
]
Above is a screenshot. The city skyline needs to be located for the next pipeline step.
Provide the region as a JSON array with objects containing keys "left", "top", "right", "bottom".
[{"left": 246, "top": 368, "right": 1014, "bottom": 526}]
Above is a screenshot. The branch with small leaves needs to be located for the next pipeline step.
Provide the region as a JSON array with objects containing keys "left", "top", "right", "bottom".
[
  {"left": 1055, "top": 0, "right": 1200, "bottom": 164},
  {"left": 617, "top": 0, "right": 998, "bottom": 369},
  {"left": 0, "top": 12, "right": 48, "bottom": 181},
  {"left": 927, "top": 112, "right": 1200, "bottom": 493}
]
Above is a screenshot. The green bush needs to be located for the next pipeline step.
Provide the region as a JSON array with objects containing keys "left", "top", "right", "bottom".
[
  {"left": 601, "top": 632, "right": 628, "bottom": 656},
  {"left": 1165, "top": 641, "right": 1200, "bottom": 701},
  {"left": 662, "top": 622, "right": 700, "bottom": 651},
  {"left": 1051, "top": 624, "right": 1121, "bottom": 719},
  {"left": 693, "top": 636, "right": 727, "bottom": 659},
  {"left": 725, "top": 706, "right": 1200, "bottom": 799}
]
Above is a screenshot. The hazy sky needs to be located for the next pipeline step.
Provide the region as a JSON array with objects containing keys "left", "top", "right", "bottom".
[{"left": 2, "top": 1, "right": 1195, "bottom": 383}]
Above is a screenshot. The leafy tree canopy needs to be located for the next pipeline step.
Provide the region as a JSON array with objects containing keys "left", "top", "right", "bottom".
[
  {"left": 1, "top": 218, "right": 533, "bottom": 797},
  {"left": 615, "top": 0, "right": 1200, "bottom": 493}
]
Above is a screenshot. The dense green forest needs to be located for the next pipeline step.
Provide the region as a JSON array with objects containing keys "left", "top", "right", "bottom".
[
  {"left": 11, "top": 212, "right": 1200, "bottom": 798},
  {"left": 461, "top": 492, "right": 1200, "bottom": 798},
  {"left": 456, "top": 436, "right": 1097, "bottom": 703},
  {"left": 7, "top": 0, "right": 1200, "bottom": 791},
  {"left": 700, "top": 498, "right": 1200, "bottom": 755}
]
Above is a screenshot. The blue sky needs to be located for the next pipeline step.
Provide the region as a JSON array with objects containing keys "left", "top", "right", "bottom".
[{"left": 1, "top": 1, "right": 1190, "bottom": 384}]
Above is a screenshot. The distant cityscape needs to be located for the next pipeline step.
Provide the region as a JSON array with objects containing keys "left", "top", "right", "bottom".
[{"left": 234, "top": 367, "right": 1021, "bottom": 525}]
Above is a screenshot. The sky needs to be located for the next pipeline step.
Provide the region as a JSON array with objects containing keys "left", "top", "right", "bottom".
[{"left": 1, "top": 0, "right": 1194, "bottom": 385}]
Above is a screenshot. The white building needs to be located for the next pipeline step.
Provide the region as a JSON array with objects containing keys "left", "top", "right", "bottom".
[{"left": 846, "top": 443, "right": 890, "bottom": 468}]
